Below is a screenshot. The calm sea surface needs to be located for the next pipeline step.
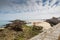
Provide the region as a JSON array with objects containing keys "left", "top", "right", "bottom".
[{"left": 0, "top": 20, "right": 10, "bottom": 27}]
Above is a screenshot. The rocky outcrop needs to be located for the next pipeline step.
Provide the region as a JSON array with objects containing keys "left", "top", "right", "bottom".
[
  {"left": 45, "top": 17, "right": 60, "bottom": 26},
  {"left": 33, "top": 22, "right": 51, "bottom": 30},
  {"left": 5, "top": 19, "right": 26, "bottom": 31},
  {"left": 29, "top": 23, "right": 60, "bottom": 40},
  {"left": 0, "top": 20, "right": 27, "bottom": 40}
]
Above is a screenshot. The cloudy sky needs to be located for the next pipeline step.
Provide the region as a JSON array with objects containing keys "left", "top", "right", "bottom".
[{"left": 0, "top": 0, "right": 60, "bottom": 20}]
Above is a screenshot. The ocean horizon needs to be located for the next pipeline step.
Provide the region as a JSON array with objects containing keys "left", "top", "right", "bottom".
[
  {"left": 0, "top": 20, "right": 10, "bottom": 27},
  {"left": 0, "top": 19, "right": 45, "bottom": 27}
]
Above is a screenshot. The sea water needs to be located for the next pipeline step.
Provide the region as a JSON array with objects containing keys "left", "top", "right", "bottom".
[{"left": 0, "top": 20, "right": 10, "bottom": 27}]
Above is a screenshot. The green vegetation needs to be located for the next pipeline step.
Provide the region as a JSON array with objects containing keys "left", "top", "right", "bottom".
[
  {"left": 15, "top": 25, "right": 43, "bottom": 40},
  {"left": 0, "top": 20, "right": 43, "bottom": 40}
]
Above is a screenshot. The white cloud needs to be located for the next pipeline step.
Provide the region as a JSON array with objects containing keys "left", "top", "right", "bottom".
[{"left": 0, "top": 0, "right": 60, "bottom": 20}]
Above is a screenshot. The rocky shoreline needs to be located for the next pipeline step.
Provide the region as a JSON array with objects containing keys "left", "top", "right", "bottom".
[{"left": 0, "top": 17, "right": 60, "bottom": 40}]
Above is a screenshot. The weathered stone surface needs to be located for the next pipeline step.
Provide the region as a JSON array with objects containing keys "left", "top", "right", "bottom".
[{"left": 29, "top": 23, "right": 60, "bottom": 40}]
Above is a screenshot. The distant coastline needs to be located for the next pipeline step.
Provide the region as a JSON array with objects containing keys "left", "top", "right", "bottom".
[{"left": 0, "top": 19, "right": 45, "bottom": 26}]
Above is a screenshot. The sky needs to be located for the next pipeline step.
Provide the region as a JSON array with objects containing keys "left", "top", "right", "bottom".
[{"left": 0, "top": 0, "right": 60, "bottom": 20}]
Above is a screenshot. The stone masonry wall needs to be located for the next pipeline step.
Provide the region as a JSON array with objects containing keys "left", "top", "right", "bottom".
[{"left": 29, "top": 23, "right": 60, "bottom": 40}]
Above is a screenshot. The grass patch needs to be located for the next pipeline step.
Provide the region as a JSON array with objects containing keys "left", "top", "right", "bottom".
[{"left": 16, "top": 25, "right": 43, "bottom": 40}]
